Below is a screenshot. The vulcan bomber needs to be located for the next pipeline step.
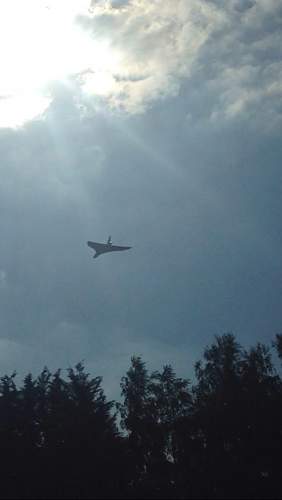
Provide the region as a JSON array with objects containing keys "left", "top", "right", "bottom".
[{"left": 87, "top": 236, "right": 131, "bottom": 259}]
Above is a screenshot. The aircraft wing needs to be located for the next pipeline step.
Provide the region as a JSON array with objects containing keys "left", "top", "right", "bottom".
[
  {"left": 110, "top": 245, "right": 131, "bottom": 252},
  {"left": 87, "top": 241, "right": 108, "bottom": 252}
]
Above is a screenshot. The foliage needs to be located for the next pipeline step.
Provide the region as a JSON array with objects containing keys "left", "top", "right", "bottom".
[{"left": 0, "top": 334, "right": 281, "bottom": 498}]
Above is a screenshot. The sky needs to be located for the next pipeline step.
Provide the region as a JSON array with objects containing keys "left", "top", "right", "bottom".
[{"left": 0, "top": 0, "right": 281, "bottom": 398}]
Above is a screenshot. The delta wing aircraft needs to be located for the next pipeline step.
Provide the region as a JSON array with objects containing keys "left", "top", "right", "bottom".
[{"left": 87, "top": 236, "right": 131, "bottom": 259}]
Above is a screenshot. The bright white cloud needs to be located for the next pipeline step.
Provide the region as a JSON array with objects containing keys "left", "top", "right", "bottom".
[
  {"left": 0, "top": 94, "right": 51, "bottom": 129},
  {"left": 80, "top": 0, "right": 223, "bottom": 112},
  {"left": 0, "top": 0, "right": 100, "bottom": 127},
  {"left": 78, "top": 0, "right": 282, "bottom": 127},
  {"left": 0, "top": 0, "right": 281, "bottom": 128}
]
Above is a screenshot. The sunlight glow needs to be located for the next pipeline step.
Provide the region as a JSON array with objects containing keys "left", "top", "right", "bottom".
[
  {"left": 0, "top": 94, "right": 51, "bottom": 129},
  {"left": 0, "top": 0, "right": 120, "bottom": 127}
]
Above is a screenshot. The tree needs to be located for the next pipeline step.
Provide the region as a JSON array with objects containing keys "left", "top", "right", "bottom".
[
  {"left": 274, "top": 333, "right": 282, "bottom": 360},
  {"left": 239, "top": 343, "right": 282, "bottom": 498},
  {"left": 0, "top": 373, "right": 22, "bottom": 496},
  {"left": 119, "top": 357, "right": 192, "bottom": 496},
  {"left": 191, "top": 334, "right": 282, "bottom": 498},
  {"left": 149, "top": 365, "right": 192, "bottom": 460},
  {"left": 119, "top": 356, "right": 152, "bottom": 488},
  {"left": 64, "top": 363, "right": 119, "bottom": 497}
]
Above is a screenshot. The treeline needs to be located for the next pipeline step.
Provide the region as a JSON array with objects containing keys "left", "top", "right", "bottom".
[{"left": 0, "top": 334, "right": 282, "bottom": 499}]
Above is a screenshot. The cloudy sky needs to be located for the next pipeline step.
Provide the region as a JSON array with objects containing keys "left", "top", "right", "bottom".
[{"left": 0, "top": 0, "right": 281, "bottom": 397}]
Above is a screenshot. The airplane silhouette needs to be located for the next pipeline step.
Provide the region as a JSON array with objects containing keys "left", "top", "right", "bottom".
[{"left": 87, "top": 236, "right": 131, "bottom": 259}]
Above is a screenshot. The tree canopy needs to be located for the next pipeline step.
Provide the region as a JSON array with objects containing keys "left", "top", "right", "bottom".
[{"left": 0, "top": 334, "right": 281, "bottom": 498}]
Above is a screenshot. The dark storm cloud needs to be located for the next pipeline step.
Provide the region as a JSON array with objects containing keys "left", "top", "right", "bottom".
[{"left": 2, "top": 98, "right": 282, "bottom": 393}]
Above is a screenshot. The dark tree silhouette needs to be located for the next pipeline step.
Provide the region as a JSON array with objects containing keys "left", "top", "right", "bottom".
[
  {"left": 119, "top": 357, "right": 192, "bottom": 497},
  {"left": 274, "top": 333, "right": 282, "bottom": 360},
  {"left": 119, "top": 356, "right": 152, "bottom": 494},
  {"left": 191, "top": 334, "right": 282, "bottom": 498},
  {"left": 0, "top": 334, "right": 281, "bottom": 499}
]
